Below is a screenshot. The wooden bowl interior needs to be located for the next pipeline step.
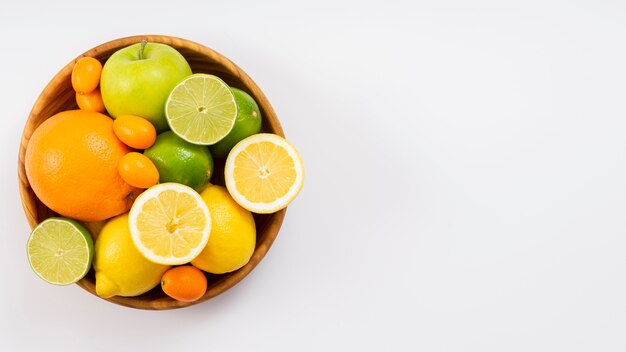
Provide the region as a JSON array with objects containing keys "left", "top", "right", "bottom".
[{"left": 18, "top": 35, "right": 285, "bottom": 310}]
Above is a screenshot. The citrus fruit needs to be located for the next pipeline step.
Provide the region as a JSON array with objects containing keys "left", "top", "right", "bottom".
[
  {"left": 113, "top": 115, "right": 157, "bottom": 149},
  {"left": 144, "top": 131, "right": 214, "bottom": 191},
  {"left": 210, "top": 87, "right": 262, "bottom": 158},
  {"left": 165, "top": 73, "right": 237, "bottom": 145},
  {"left": 94, "top": 214, "right": 171, "bottom": 298},
  {"left": 129, "top": 183, "right": 212, "bottom": 265},
  {"left": 161, "top": 266, "right": 207, "bottom": 302},
  {"left": 71, "top": 57, "right": 102, "bottom": 94},
  {"left": 24, "top": 110, "right": 141, "bottom": 222},
  {"left": 26, "top": 217, "right": 94, "bottom": 286},
  {"left": 191, "top": 184, "right": 256, "bottom": 274},
  {"left": 76, "top": 88, "right": 106, "bottom": 113},
  {"left": 225, "top": 133, "right": 304, "bottom": 213},
  {"left": 118, "top": 152, "right": 159, "bottom": 189}
]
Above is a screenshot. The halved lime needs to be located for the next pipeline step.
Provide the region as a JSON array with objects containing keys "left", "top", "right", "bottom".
[
  {"left": 165, "top": 74, "right": 237, "bottom": 145},
  {"left": 26, "top": 217, "right": 94, "bottom": 286}
]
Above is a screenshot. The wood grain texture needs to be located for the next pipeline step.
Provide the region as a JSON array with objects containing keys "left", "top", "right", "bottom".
[{"left": 18, "top": 35, "right": 286, "bottom": 310}]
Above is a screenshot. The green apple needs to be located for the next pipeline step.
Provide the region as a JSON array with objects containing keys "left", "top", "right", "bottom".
[{"left": 101, "top": 41, "right": 192, "bottom": 132}]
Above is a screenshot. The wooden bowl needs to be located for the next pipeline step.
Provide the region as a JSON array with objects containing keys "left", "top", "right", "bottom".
[{"left": 17, "top": 35, "right": 286, "bottom": 310}]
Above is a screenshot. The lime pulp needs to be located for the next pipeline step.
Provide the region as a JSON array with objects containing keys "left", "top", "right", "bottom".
[
  {"left": 26, "top": 217, "right": 94, "bottom": 286},
  {"left": 165, "top": 74, "right": 238, "bottom": 145}
]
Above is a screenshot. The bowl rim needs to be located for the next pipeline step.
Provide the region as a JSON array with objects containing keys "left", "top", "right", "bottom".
[{"left": 17, "top": 34, "right": 287, "bottom": 310}]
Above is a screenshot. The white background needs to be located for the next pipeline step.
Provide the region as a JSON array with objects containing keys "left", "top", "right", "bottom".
[{"left": 2, "top": 0, "right": 626, "bottom": 351}]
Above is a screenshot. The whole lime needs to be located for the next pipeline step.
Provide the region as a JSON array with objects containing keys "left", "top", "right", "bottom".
[
  {"left": 144, "top": 131, "right": 214, "bottom": 191},
  {"left": 210, "top": 88, "right": 262, "bottom": 158}
]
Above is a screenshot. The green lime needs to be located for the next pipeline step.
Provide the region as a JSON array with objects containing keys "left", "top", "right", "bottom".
[
  {"left": 165, "top": 73, "right": 237, "bottom": 145},
  {"left": 26, "top": 217, "right": 94, "bottom": 286},
  {"left": 210, "top": 88, "right": 262, "bottom": 158},
  {"left": 144, "top": 131, "right": 214, "bottom": 191}
]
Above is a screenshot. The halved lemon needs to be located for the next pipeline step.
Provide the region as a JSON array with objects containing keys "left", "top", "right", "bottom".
[
  {"left": 224, "top": 133, "right": 304, "bottom": 213},
  {"left": 129, "top": 183, "right": 211, "bottom": 265}
]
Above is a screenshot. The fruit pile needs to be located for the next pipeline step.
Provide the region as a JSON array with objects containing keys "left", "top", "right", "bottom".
[{"left": 24, "top": 41, "right": 304, "bottom": 303}]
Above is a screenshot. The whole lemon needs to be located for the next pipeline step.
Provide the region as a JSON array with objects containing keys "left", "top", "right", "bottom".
[
  {"left": 191, "top": 185, "right": 256, "bottom": 274},
  {"left": 94, "top": 214, "right": 170, "bottom": 298}
]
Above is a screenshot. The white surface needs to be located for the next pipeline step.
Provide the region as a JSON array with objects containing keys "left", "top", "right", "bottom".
[{"left": 2, "top": 0, "right": 626, "bottom": 351}]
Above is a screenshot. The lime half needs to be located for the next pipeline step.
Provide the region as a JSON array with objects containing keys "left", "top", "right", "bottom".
[
  {"left": 166, "top": 74, "right": 237, "bottom": 145},
  {"left": 27, "top": 217, "right": 94, "bottom": 286}
]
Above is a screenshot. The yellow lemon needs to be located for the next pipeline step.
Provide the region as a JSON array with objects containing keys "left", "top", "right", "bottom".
[
  {"left": 94, "top": 214, "right": 170, "bottom": 298},
  {"left": 191, "top": 184, "right": 256, "bottom": 274},
  {"left": 128, "top": 183, "right": 211, "bottom": 265},
  {"left": 224, "top": 133, "right": 304, "bottom": 214}
]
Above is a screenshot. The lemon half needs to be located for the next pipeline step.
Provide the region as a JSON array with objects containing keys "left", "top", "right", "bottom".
[
  {"left": 129, "top": 183, "right": 211, "bottom": 265},
  {"left": 224, "top": 133, "right": 304, "bottom": 214}
]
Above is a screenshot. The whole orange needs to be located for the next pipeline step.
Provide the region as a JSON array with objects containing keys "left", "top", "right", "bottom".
[{"left": 25, "top": 110, "right": 141, "bottom": 222}]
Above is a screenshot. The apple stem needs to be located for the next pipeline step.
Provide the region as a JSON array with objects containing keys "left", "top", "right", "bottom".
[{"left": 139, "top": 39, "right": 147, "bottom": 60}]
